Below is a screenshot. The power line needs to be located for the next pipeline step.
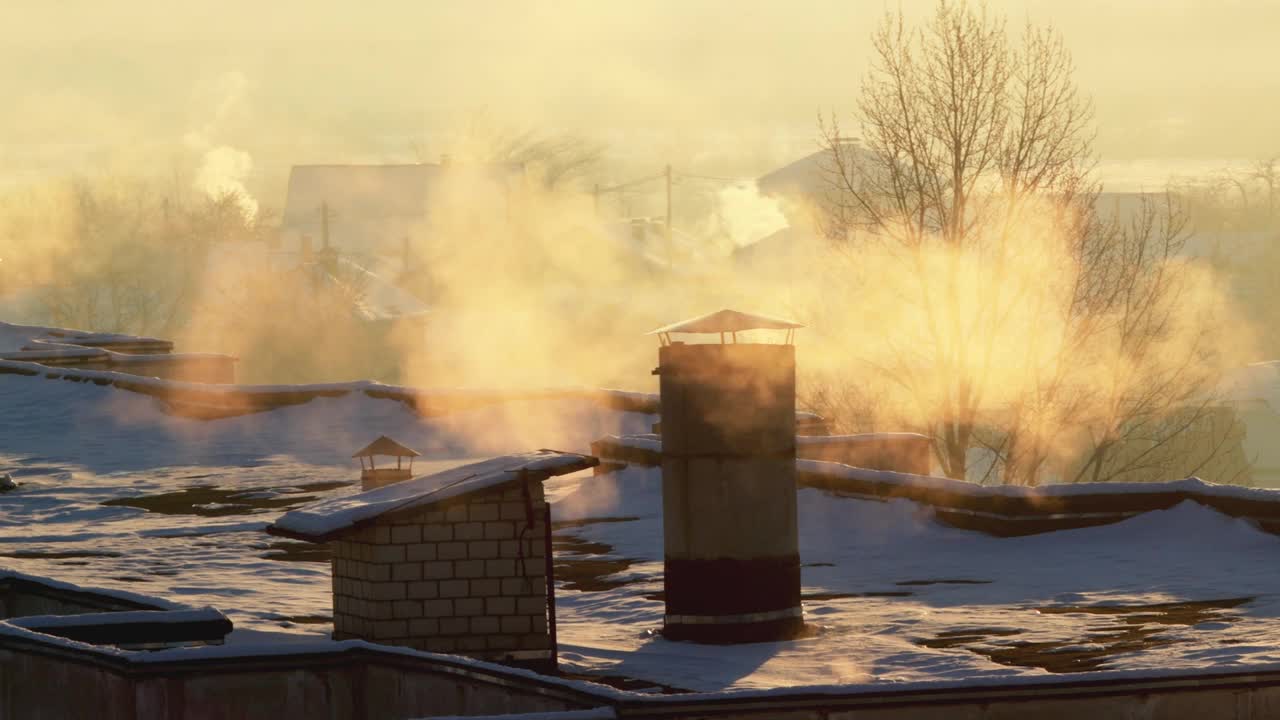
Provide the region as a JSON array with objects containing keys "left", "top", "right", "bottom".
[
  {"left": 675, "top": 172, "right": 755, "bottom": 184},
  {"left": 594, "top": 172, "right": 666, "bottom": 195},
  {"left": 594, "top": 169, "right": 756, "bottom": 194}
]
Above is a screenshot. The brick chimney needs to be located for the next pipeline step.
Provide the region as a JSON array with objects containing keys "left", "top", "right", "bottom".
[
  {"left": 267, "top": 451, "right": 598, "bottom": 672},
  {"left": 329, "top": 481, "right": 553, "bottom": 668}
]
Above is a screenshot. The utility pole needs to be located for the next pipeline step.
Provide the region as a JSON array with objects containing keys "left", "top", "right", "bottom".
[
  {"left": 320, "top": 201, "right": 331, "bottom": 251},
  {"left": 664, "top": 164, "right": 673, "bottom": 269}
]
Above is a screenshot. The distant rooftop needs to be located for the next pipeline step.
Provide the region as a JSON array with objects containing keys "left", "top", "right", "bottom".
[{"left": 757, "top": 141, "right": 872, "bottom": 201}]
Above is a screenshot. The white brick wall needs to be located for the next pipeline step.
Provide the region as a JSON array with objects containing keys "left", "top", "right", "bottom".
[{"left": 330, "top": 481, "right": 552, "bottom": 657}]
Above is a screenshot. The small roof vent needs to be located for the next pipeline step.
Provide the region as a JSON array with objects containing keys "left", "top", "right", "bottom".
[{"left": 352, "top": 435, "right": 421, "bottom": 459}]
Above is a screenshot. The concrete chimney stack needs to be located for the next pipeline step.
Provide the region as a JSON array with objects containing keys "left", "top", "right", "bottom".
[{"left": 650, "top": 310, "right": 804, "bottom": 642}]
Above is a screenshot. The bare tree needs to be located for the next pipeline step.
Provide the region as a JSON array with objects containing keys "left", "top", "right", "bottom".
[
  {"left": 414, "top": 113, "right": 605, "bottom": 191},
  {"left": 488, "top": 130, "right": 605, "bottom": 191},
  {"left": 817, "top": 1, "right": 1241, "bottom": 485},
  {"left": 1052, "top": 194, "right": 1250, "bottom": 485},
  {"left": 820, "top": 1, "right": 1091, "bottom": 478},
  {"left": 1251, "top": 156, "right": 1279, "bottom": 220},
  {"left": 1, "top": 176, "right": 267, "bottom": 338}
]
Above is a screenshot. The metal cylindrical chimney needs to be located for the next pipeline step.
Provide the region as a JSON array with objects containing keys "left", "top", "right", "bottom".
[{"left": 651, "top": 310, "right": 804, "bottom": 642}]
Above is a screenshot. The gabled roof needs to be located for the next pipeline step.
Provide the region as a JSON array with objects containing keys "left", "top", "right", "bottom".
[
  {"left": 757, "top": 142, "right": 874, "bottom": 200},
  {"left": 267, "top": 450, "right": 598, "bottom": 542},
  {"left": 352, "top": 435, "right": 420, "bottom": 459},
  {"left": 647, "top": 309, "right": 803, "bottom": 335}
]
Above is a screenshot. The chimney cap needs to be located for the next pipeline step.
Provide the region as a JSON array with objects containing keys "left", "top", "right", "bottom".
[
  {"left": 648, "top": 309, "right": 803, "bottom": 336},
  {"left": 352, "top": 435, "right": 421, "bottom": 459}
]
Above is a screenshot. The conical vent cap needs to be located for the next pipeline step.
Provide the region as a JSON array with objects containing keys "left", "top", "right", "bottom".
[
  {"left": 648, "top": 309, "right": 803, "bottom": 336},
  {"left": 352, "top": 435, "right": 421, "bottom": 458}
]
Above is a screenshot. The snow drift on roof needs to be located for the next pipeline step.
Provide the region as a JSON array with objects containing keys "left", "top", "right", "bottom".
[
  {"left": 0, "top": 321, "right": 170, "bottom": 355},
  {"left": 647, "top": 309, "right": 803, "bottom": 335},
  {"left": 268, "top": 450, "right": 598, "bottom": 541}
]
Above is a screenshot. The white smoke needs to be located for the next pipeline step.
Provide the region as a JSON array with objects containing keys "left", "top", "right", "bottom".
[
  {"left": 183, "top": 71, "right": 258, "bottom": 220},
  {"left": 717, "top": 181, "right": 788, "bottom": 248},
  {"left": 192, "top": 145, "right": 258, "bottom": 220}
]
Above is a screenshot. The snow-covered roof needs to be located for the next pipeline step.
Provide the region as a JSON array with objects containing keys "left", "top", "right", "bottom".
[
  {"left": 648, "top": 309, "right": 803, "bottom": 335},
  {"left": 0, "top": 568, "right": 186, "bottom": 612},
  {"left": 7, "top": 607, "right": 226, "bottom": 631},
  {"left": 0, "top": 344, "right": 106, "bottom": 362},
  {"left": 268, "top": 450, "right": 598, "bottom": 541},
  {"left": 597, "top": 432, "right": 1280, "bottom": 503},
  {"left": 0, "top": 321, "right": 172, "bottom": 356},
  {"left": 9, "top": 607, "right": 232, "bottom": 647},
  {"left": 12, "top": 370, "right": 1280, "bottom": 693}
]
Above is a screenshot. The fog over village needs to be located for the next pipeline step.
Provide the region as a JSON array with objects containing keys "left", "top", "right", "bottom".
[{"left": 3, "top": 2, "right": 1280, "bottom": 718}]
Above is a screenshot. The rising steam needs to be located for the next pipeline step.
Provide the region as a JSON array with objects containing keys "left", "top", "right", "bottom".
[
  {"left": 715, "top": 182, "right": 788, "bottom": 248},
  {"left": 183, "top": 71, "right": 258, "bottom": 220},
  {"left": 191, "top": 146, "right": 258, "bottom": 220},
  {"left": 0, "top": 120, "right": 1262, "bottom": 486}
]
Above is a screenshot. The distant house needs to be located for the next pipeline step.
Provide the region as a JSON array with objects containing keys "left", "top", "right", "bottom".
[
  {"left": 733, "top": 142, "right": 878, "bottom": 271},
  {"left": 267, "top": 160, "right": 535, "bottom": 384},
  {"left": 756, "top": 147, "right": 838, "bottom": 206},
  {"left": 756, "top": 141, "right": 878, "bottom": 221},
  {"left": 729, "top": 147, "right": 849, "bottom": 274}
]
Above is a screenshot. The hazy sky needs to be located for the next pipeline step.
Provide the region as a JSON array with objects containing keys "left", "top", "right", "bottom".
[{"left": 4, "top": 1, "right": 1278, "bottom": 196}]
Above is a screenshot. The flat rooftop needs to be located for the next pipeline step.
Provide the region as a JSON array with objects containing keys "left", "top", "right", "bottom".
[{"left": 3, "top": 372, "right": 1280, "bottom": 693}]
